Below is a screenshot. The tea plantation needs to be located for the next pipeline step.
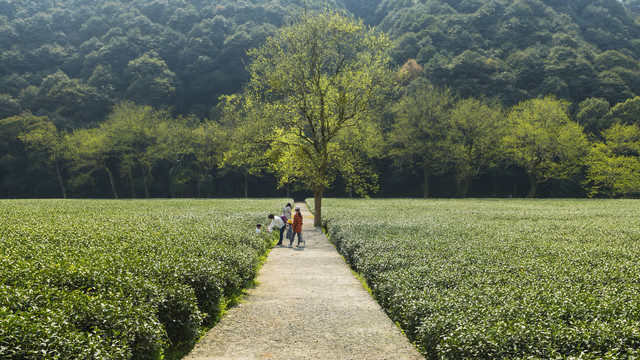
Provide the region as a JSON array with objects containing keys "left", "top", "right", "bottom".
[
  {"left": 317, "top": 199, "right": 640, "bottom": 359},
  {"left": 0, "top": 199, "right": 284, "bottom": 359}
]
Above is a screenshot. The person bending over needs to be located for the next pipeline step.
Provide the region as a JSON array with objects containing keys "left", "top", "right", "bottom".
[{"left": 267, "top": 214, "right": 286, "bottom": 246}]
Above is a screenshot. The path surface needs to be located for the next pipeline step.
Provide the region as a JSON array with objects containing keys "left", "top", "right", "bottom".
[{"left": 186, "top": 202, "right": 424, "bottom": 360}]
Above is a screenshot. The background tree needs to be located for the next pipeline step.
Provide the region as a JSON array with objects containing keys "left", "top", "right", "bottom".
[
  {"left": 99, "top": 102, "right": 160, "bottom": 198},
  {"left": 228, "top": 10, "right": 394, "bottom": 226},
  {"left": 0, "top": 112, "right": 52, "bottom": 197},
  {"left": 147, "top": 115, "right": 195, "bottom": 198},
  {"left": 447, "top": 97, "right": 505, "bottom": 197},
  {"left": 19, "top": 121, "right": 69, "bottom": 198},
  {"left": 0, "top": 94, "right": 21, "bottom": 119},
  {"left": 192, "top": 120, "right": 224, "bottom": 198},
  {"left": 574, "top": 97, "right": 612, "bottom": 137},
  {"left": 584, "top": 123, "right": 640, "bottom": 197},
  {"left": 503, "top": 96, "right": 588, "bottom": 198},
  {"left": 5, "top": 0, "right": 640, "bottom": 198},
  {"left": 389, "top": 85, "right": 457, "bottom": 198},
  {"left": 124, "top": 52, "right": 182, "bottom": 107},
  {"left": 336, "top": 121, "right": 384, "bottom": 198},
  {"left": 606, "top": 96, "right": 640, "bottom": 126},
  {"left": 219, "top": 93, "right": 275, "bottom": 199},
  {"left": 65, "top": 127, "right": 120, "bottom": 199}
]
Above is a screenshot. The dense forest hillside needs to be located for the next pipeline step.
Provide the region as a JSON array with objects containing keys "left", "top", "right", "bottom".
[
  {"left": 3, "top": 0, "right": 640, "bottom": 198},
  {"left": 373, "top": 0, "right": 640, "bottom": 106},
  {"left": 2, "top": 0, "right": 640, "bottom": 125}
]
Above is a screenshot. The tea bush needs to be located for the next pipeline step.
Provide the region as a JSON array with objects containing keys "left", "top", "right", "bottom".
[
  {"left": 317, "top": 199, "right": 640, "bottom": 359},
  {"left": 0, "top": 199, "right": 284, "bottom": 359}
]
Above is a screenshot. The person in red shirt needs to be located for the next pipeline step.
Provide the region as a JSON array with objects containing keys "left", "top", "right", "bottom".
[{"left": 290, "top": 206, "right": 304, "bottom": 247}]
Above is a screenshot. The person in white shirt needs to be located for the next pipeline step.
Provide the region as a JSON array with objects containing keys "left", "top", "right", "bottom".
[
  {"left": 255, "top": 224, "right": 262, "bottom": 235},
  {"left": 267, "top": 214, "right": 286, "bottom": 246}
]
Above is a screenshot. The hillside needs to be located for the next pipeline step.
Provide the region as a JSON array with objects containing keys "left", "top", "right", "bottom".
[
  {"left": 2, "top": 0, "right": 640, "bottom": 200},
  {"left": 371, "top": 0, "right": 640, "bottom": 106},
  {"left": 2, "top": 0, "right": 640, "bottom": 128}
]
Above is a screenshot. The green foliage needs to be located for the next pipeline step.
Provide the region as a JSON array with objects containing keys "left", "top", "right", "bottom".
[
  {"left": 225, "top": 9, "right": 395, "bottom": 225},
  {"left": 0, "top": 112, "right": 53, "bottom": 197},
  {"left": 389, "top": 85, "right": 457, "bottom": 198},
  {"left": 447, "top": 97, "right": 505, "bottom": 197},
  {"left": 0, "top": 199, "right": 282, "bottom": 359},
  {"left": 607, "top": 96, "right": 640, "bottom": 126},
  {"left": 0, "top": 94, "right": 21, "bottom": 118},
  {"left": 575, "top": 97, "right": 612, "bottom": 136},
  {"left": 381, "top": 0, "right": 640, "bottom": 106},
  {"left": 319, "top": 198, "right": 640, "bottom": 359},
  {"left": 124, "top": 52, "right": 182, "bottom": 107},
  {"left": 503, "top": 96, "right": 588, "bottom": 197},
  {"left": 4, "top": 0, "right": 640, "bottom": 198},
  {"left": 19, "top": 120, "right": 69, "bottom": 198},
  {"left": 58, "top": 102, "right": 226, "bottom": 199},
  {"left": 584, "top": 123, "right": 640, "bottom": 197},
  {"left": 3, "top": 0, "right": 638, "bottom": 124}
]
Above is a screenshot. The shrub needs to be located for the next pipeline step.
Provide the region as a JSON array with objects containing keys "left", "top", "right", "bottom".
[
  {"left": 317, "top": 198, "right": 640, "bottom": 359},
  {"left": 0, "top": 199, "right": 285, "bottom": 359}
]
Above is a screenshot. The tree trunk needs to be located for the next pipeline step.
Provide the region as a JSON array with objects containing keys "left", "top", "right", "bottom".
[
  {"left": 461, "top": 178, "right": 472, "bottom": 198},
  {"left": 169, "top": 166, "right": 176, "bottom": 198},
  {"left": 141, "top": 166, "right": 150, "bottom": 198},
  {"left": 527, "top": 172, "right": 537, "bottom": 198},
  {"left": 105, "top": 166, "right": 118, "bottom": 199},
  {"left": 423, "top": 168, "right": 430, "bottom": 198},
  {"left": 244, "top": 174, "right": 248, "bottom": 198},
  {"left": 55, "top": 162, "right": 67, "bottom": 199},
  {"left": 314, "top": 188, "right": 323, "bottom": 227},
  {"left": 129, "top": 171, "right": 136, "bottom": 198}
]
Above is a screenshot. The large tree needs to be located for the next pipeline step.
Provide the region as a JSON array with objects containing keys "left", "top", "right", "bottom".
[
  {"left": 585, "top": 123, "right": 640, "bottom": 197},
  {"left": 503, "top": 96, "right": 588, "bottom": 198},
  {"left": 389, "top": 85, "right": 457, "bottom": 198},
  {"left": 19, "top": 120, "right": 69, "bottom": 198},
  {"left": 100, "top": 102, "right": 163, "bottom": 199},
  {"left": 0, "top": 112, "right": 52, "bottom": 197},
  {"left": 224, "top": 10, "right": 394, "bottom": 226},
  {"left": 65, "top": 127, "right": 120, "bottom": 199},
  {"left": 448, "top": 97, "right": 505, "bottom": 197}
]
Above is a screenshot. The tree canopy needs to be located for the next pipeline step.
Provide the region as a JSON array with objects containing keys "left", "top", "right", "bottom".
[
  {"left": 222, "top": 10, "right": 394, "bottom": 225},
  {"left": 2, "top": 0, "right": 640, "bottom": 126},
  {"left": 4, "top": 0, "right": 640, "bottom": 199}
]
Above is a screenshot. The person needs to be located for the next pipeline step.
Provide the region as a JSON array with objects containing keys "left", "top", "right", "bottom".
[
  {"left": 255, "top": 224, "right": 262, "bottom": 235},
  {"left": 290, "top": 206, "right": 304, "bottom": 247},
  {"left": 285, "top": 219, "right": 293, "bottom": 245},
  {"left": 267, "top": 214, "right": 286, "bottom": 246},
  {"left": 283, "top": 203, "right": 292, "bottom": 223}
]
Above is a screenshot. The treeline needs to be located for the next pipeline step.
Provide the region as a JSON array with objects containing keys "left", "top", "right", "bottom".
[
  {"left": 2, "top": 102, "right": 256, "bottom": 198},
  {"left": 390, "top": 80, "right": 640, "bottom": 199},
  {"left": 3, "top": 0, "right": 640, "bottom": 198},
  {"left": 5, "top": 86, "right": 640, "bottom": 199}
]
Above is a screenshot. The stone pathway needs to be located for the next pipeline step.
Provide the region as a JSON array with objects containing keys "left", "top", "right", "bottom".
[{"left": 185, "top": 202, "right": 424, "bottom": 360}]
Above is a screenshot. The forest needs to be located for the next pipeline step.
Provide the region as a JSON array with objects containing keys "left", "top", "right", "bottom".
[{"left": 3, "top": 0, "right": 640, "bottom": 199}]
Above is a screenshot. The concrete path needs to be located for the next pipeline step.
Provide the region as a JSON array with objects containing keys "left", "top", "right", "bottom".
[{"left": 185, "top": 202, "right": 424, "bottom": 360}]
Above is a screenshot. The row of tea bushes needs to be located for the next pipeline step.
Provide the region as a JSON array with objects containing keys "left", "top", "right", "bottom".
[
  {"left": 316, "top": 199, "right": 640, "bottom": 359},
  {"left": 0, "top": 199, "right": 284, "bottom": 359}
]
